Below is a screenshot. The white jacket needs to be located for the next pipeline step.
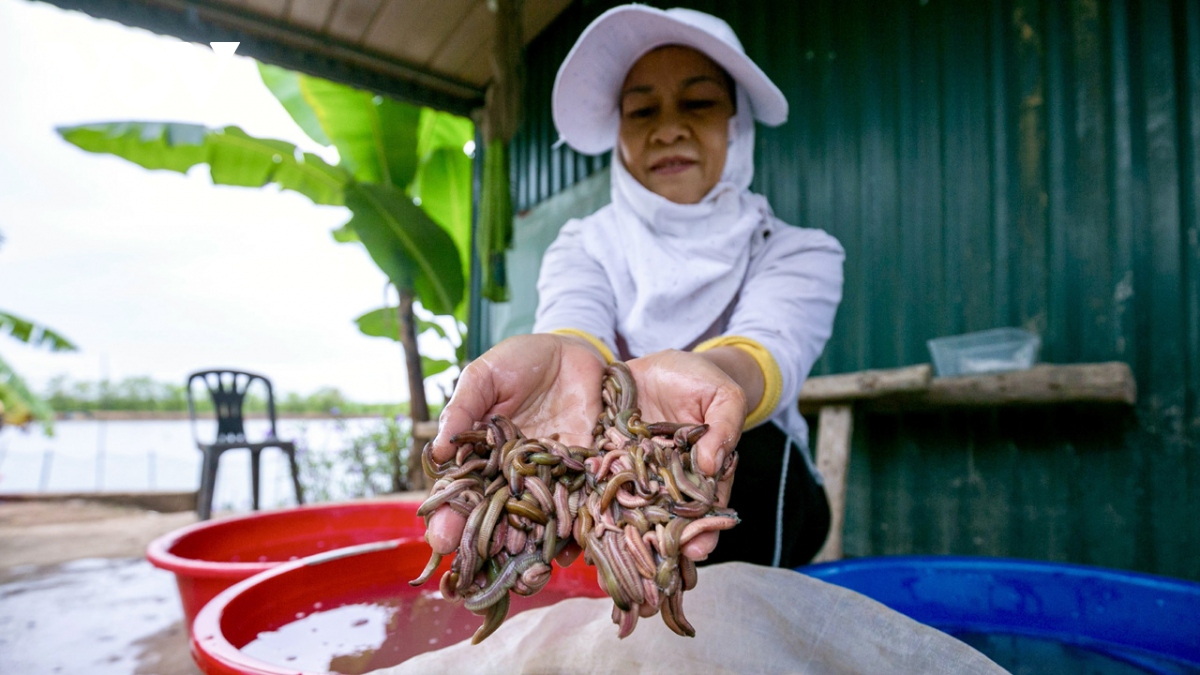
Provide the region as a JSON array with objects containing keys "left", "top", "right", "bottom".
[{"left": 533, "top": 204, "right": 844, "bottom": 449}]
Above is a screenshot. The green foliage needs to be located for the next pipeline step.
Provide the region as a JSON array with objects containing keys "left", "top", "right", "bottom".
[
  {"left": 341, "top": 416, "right": 410, "bottom": 494},
  {"left": 421, "top": 356, "right": 454, "bottom": 377},
  {"left": 295, "top": 435, "right": 339, "bottom": 504},
  {"left": 260, "top": 64, "right": 424, "bottom": 189},
  {"left": 257, "top": 67, "right": 479, "bottom": 290},
  {"left": 344, "top": 182, "right": 464, "bottom": 316},
  {"left": 60, "top": 121, "right": 207, "bottom": 171},
  {"left": 297, "top": 416, "right": 414, "bottom": 500},
  {"left": 0, "top": 289, "right": 77, "bottom": 433},
  {"left": 302, "top": 78, "right": 422, "bottom": 189},
  {"left": 57, "top": 65, "right": 479, "bottom": 407},
  {"left": 354, "top": 306, "right": 465, "bottom": 380},
  {"left": 42, "top": 375, "right": 401, "bottom": 416},
  {"left": 329, "top": 223, "right": 359, "bottom": 243},
  {"left": 412, "top": 146, "right": 473, "bottom": 318},
  {"left": 417, "top": 315, "right": 450, "bottom": 340},
  {"left": 46, "top": 375, "right": 188, "bottom": 413},
  {"left": 256, "top": 66, "right": 331, "bottom": 146},
  {"left": 0, "top": 354, "right": 57, "bottom": 434},
  {"left": 353, "top": 306, "right": 401, "bottom": 340},
  {"left": 57, "top": 122, "right": 349, "bottom": 206},
  {"left": 354, "top": 307, "right": 449, "bottom": 341},
  {"left": 58, "top": 69, "right": 476, "bottom": 320},
  {"left": 416, "top": 109, "right": 473, "bottom": 164},
  {"left": 276, "top": 386, "right": 348, "bottom": 415},
  {"left": 269, "top": 390, "right": 403, "bottom": 416},
  {"left": 0, "top": 311, "right": 78, "bottom": 352}
]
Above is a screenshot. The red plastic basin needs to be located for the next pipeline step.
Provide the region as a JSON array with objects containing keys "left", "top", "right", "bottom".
[
  {"left": 147, "top": 500, "right": 425, "bottom": 626},
  {"left": 191, "top": 538, "right": 604, "bottom": 675}
]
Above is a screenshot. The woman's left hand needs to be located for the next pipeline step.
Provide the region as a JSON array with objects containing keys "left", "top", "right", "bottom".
[{"left": 625, "top": 349, "right": 749, "bottom": 560}]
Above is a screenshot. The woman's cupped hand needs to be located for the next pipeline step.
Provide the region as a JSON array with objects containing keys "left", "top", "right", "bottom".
[
  {"left": 626, "top": 349, "right": 746, "bottom": 560},
  {"left": 424, "top": 339, "right": 748, "bottom": 564},
  {"left": 425, "top": 333, "right": 608, "bottom": 556}
]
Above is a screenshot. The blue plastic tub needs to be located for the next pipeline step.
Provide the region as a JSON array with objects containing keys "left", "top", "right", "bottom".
[{"left": 798, "top": 556, "right": 1200, "bottom": 674}]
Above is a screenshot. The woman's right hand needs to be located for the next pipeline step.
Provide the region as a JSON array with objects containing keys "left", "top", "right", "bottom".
[{"left": 424, "top": 333, "right": 608, "bottom": 554}]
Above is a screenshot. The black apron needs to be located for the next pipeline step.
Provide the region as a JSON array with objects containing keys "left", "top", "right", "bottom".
[{"left": 699, "top": 421, "right": 831, "bottom": 569}]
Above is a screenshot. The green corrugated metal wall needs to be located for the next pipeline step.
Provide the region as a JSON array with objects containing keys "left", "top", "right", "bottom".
[{"left": 503, "top": 0, "right": 1200, "bottom": 580}]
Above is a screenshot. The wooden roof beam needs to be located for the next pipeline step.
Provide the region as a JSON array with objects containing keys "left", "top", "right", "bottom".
[{"left": 42, "top": 0, "right": 486, "bottom": 116}]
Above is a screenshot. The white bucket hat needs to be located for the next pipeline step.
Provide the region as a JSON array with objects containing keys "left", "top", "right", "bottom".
[{"left": 552, "top": 5, "right": 788, "bottom": 156}]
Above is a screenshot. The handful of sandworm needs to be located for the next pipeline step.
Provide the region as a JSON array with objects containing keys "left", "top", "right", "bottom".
[{"left": 410, "top": 362, "right": 740, "bottom": 644}]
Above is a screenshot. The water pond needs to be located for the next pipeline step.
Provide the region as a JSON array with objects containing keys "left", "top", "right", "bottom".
[{"left": 0, "top": 417, "right": 392, "bottom": 511}]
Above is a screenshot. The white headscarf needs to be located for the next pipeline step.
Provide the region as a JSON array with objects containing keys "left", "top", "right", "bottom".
[{"left": 590, "top": 86, "right": 773, "bottom": 356}]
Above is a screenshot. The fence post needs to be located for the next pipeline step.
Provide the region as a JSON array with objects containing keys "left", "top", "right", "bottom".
[
  {"left": 39, "top": 449, "right": 54, "bottom": 492},
  {"left": 95, "top": 420, "right": 107, "bottom": 490}
]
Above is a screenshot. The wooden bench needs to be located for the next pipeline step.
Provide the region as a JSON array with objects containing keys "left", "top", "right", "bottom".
[{"left": 800, "top": 362, "right": 1138, "bottom": 562}]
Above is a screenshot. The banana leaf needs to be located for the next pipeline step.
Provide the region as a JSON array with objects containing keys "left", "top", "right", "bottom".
[
  {"left": 355, "top": 307, "right": 448, "bottom": 341},
  {"left": 416, "top": 316, "right": 450, "bottom": 340},
  {"left": 417, "top": 108, "right": 474, "bottom": 163},
  {"left": 257, "top": 64, "right": 332, "bottom": 146},
  {"left": 295, "top": 77, "right": 421, "bottom": 189},
  {"left": 260, "top": 66, "right": 470, "bottom": 189},
  {"left": 58, "top": 122, "right": 348, "bottom": 206},
  {"left": 328, "top": 144, "right": 470, "bottom": 251},
  {"left": 354, "top": 307, "right": 398, "bottom": 340},
  {"left": 0, "top": 311, "right": 77, "bottom": 352},
  {"left": 344, "top": 183, "right": 464, "bottom": 316},
  {"left": 411, "top": 146, "right": 472, "bottom": 314},
  {"left": 421, "top": 357, "right": 454, "bottom": 377},
  {"left": 255, "top": 67, "right": 474, "bottom": 313},
  {"left": 330, "top": 224, "right": 359, "bottom": 243},
  {"left": 0, "top": 353, "right": 56, "bottom": 434}
]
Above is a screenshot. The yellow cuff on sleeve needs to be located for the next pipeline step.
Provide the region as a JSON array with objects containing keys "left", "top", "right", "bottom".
[
  {"left": 548, "top": 328, "right": 614, "bottom": 364},
  {"left": 694, "top": 335, "right": 783, "bottom": 430}
]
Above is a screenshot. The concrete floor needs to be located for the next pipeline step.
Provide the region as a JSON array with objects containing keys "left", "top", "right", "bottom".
[{"left": 0, "top": 500, "right": 201, "bottom": 674}]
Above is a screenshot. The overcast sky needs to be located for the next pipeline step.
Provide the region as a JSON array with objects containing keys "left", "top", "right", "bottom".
[{"left": 0, "top": 0, "right": 461, "bottom": 404}]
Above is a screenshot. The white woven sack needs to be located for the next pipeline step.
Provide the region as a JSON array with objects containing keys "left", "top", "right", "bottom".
[{"left": 372, "top": 562, "right": 1009, "bottom": 675}]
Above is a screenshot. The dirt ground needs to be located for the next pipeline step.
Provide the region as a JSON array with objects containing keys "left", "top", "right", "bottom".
[
  {"left": 0, "top": 499, "right": 203, "bottom": 674},
  {"left": 0, "top": 493, "right": 428, "bottom": 674},
  {"left": 0, "top": 500, "right": 197, "bottom": 575}
]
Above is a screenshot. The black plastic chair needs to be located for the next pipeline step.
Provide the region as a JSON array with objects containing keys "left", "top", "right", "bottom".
[{"left": 186, "top": 369, "right": 305, "bottom": 520}]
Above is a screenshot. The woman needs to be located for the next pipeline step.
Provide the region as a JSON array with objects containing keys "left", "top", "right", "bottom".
[{"left": 428, "top": 6, "right": 844, "bottom": 569}]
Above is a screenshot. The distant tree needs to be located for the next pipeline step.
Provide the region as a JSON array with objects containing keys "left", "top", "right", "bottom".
[{"left": 44, "top": 374, "right": 399, "bottom": 416}]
